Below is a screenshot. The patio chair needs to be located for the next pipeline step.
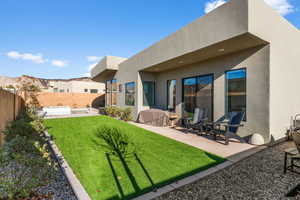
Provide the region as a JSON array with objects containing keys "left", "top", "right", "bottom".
[
  {"left": 208, "top": 111, "right": 245, "bottom": 145},
  {"left": 284, "top": 131, "right": 300, "bottom": 174},
  {"left": 183, "top": 108, "right": 208, "bottom": 131}
]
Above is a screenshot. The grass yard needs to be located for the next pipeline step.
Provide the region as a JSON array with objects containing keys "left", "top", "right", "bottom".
[{"left": 44, "top": 116, "right": 225, "bottom": 200}]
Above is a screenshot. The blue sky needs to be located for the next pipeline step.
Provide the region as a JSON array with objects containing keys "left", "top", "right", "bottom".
[{"left": 0, "top": 0, "right": 299, "bottom": 79}]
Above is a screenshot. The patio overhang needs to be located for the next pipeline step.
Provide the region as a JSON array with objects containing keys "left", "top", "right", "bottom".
[
  {"left": 141, "top": 33, "right": 268, "bottom": 73},
  {"left": 91, "top": 56, "right": 127, "bottom": 82}
]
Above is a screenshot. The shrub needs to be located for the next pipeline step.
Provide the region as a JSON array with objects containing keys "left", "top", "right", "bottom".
[
  {"left": 119, "top": 108, "right": 133, "bottom": 121},
  {"left": 95, "top": 126, "right": 137, "bottom": 159},
  {"left": 0, "top": 110, "right": 55, "bottom": 199},
  {"left": 4, "top": 112, "right": 45, "bottom": 142},
  {"left": 104, "top": 106, "right": 121, "bottom": 118}
]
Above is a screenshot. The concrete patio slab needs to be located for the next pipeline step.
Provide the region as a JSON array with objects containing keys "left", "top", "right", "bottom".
[{"left": 130, "top": 122, "right": 258, "bottom": 160}]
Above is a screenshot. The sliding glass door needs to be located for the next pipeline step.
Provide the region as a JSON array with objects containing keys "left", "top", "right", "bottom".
[
  {"left": 143, "top": 81, "right": 155, "bottom": 106},
  {"left": 183, "top": 74, "right": 213, "bottom": 120}
]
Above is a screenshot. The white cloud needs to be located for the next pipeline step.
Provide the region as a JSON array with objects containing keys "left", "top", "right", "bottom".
[
  {"left": 86, "top": 56, "right": 102, "bottom": 62},
  {"left": 6, "top": 51, "right": 46, "bottom": 64},
  {"left": 204, "top": 0, "right": 226, "bottom": 13},
  {"left": 204, "top": 0, "right": 294, "bottom": 16},
  {"left": 51, "top": 60, "right": 68, "bottom": 67},
  {"left": 264, "top": 0, "right": 294, "bottom": 15}
]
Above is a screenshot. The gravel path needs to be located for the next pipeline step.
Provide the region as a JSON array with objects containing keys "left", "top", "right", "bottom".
[{"left": 155, "top": 141, "right": 300, "bottom": 200}]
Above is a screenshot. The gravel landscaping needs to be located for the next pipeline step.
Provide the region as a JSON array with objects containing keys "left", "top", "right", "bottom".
[
  {"left": 36, "top": 157, "right": 77, "bottom": 200},
  {"left": 155, "top": 141, "right": 300, "bottom": 200}
]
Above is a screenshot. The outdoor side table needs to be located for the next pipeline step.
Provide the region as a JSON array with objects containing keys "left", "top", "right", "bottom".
[
  {"left": 169, "top": 113, "right": 179, "bottom": 127},
  {"left": 284, "top": 147, "right": 300, "bottom": 174}
]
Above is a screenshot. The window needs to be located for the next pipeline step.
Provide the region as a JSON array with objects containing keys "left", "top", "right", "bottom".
[
  {"left": 143, "top": 81, "right": 155, "bottom": 106},
  {"left": 90, "top": 89, "right": 98, "bottom": 94},
  {"left": 183, "top": 74, "right": 213, "bottom": 120},
  {"left": 106, "top": 79, "right": 117, "bottom": 106},
  {"left": 59, "top": 89, "right": 64, "bottom": 93},
  {"left": 125, "top": 82, "right": 135, "bottom": 106},
  {"left": 84, "top": 89, "right": 88, "bottom": 93},
  {"left": 226, "top": 69, "right": 246, "bottom": 118},
  {"left": 167, "top": 80, "right": 176, "bottom": 111},
  {"left": 53, "top": 88, "right": 58, "bottom": 93}
]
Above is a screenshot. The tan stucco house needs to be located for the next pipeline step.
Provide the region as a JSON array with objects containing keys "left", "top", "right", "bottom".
[{"left": 91, "top": 0, "right": 300, "bottom": 144}]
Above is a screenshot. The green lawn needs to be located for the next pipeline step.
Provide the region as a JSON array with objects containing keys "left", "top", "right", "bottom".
[{"left": 44, "top": 116, "right": 224, "bottom": 200}]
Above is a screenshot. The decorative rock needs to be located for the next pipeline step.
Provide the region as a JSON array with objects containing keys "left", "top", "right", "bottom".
[{"left": 250, "top": 133, "right": 265, "bottom": 145}]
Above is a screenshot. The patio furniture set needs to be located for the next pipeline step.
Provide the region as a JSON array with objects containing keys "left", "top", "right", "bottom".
[{"left": 182, "top": 108, "right": 245, "bottom": 145}]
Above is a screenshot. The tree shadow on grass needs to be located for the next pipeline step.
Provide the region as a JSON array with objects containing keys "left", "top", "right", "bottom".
[
  {"left": 106, "top": 152, "right": 156, "bottom": 200},
  {"left": 93, "top": 126, "right": 225, "bottom": 200},
  {"left": 106, "top": 151, "right": 225, "bottom": 200}
]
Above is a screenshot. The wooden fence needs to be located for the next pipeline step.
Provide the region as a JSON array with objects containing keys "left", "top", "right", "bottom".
[{"left": 0, "top": 89, "right": 24, "bottom": 145}]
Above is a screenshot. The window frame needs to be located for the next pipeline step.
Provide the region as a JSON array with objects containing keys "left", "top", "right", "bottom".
[
  {"left": 225, "top": 68, "right": 247, "bottom": 121},
  {"left": 182, "top": 73, "right": 214, "bottom": 121},
  {"left": 106, "top": 79, "right": 117, "bottom": 106},
  {"left": 167, "top": 79, "right": 177, "bottom": 112},
  {"left": 125, "top": 82, "right": 135, "bottom": 106}
]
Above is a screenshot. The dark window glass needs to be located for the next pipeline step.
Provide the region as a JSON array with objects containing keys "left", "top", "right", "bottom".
[
  {"left": 183, "top": 77, "right": 197, "bottom": 118},
  {"left": 84, "top": 89, "right": 88, "bottom": 92},
  {"left": 183, "top": 75, "right": 213, "bottom": 120},
  {"left": 167, "top": 80, "right": 176, "bottom": 111},
  {"left": 125, "top": 82, "right": 135, "bottom": 106},
  {"left": 143, "top": 81, "right": 155, "bottom": 106},
  {"left": 226, "top": 69, "right": 246, "bottom": 117},
  {"left": 90, "top": 89, "right": 98, "bottom": 93}
]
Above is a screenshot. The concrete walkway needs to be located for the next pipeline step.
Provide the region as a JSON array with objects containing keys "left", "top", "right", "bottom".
[{"left": 130, "top": 122, "right": 258, "bottom": 159}]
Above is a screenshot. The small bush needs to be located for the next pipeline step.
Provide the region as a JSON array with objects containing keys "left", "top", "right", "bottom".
[
  {"left": 104, "top": 106, "right": 121, "bottom": 118},
  {"left": 0, "top": 110, "right": 55, "bottom": 199},
  {"left": 95, "top": 126, "right": 137, "bottom": 159},
  {"left": 4, "top": 112, "right": 45, "bottom": 142},
  {"left": 104, "top": 106, "right": 133, "bottom": 121},
  {"left": 119, "top": 108, "right": 133, "bottom": 121}
]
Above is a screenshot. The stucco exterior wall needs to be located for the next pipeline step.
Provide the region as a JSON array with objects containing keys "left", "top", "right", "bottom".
[
  {"left": 249, "top": 0, "right": 300, "bottom": 141},
  {"left": 155, "top": 46, "right": 270, "bottom": 139},
  {"left": 92, "top": 0, "right": 300, "bottom": 143},
  {"left": 120, "top": 0, "right": 249, "bottom": 72}
]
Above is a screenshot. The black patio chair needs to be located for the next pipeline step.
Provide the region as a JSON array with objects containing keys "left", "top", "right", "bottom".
[
  {"left": 207, "top": 111, "right": 245, "bottom": 145},
  {"left": 183, "top": 108, "right": 208, "bottom": 131}
]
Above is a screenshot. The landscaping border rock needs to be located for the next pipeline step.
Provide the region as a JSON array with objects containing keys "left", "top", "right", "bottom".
[{"left": 45, "top": 131, "right": 91, "bottom": 200}]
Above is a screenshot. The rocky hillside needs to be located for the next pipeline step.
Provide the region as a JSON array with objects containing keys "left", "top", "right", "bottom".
[{"left": 0, "top": 75, "right": 92, "bottom": 89}]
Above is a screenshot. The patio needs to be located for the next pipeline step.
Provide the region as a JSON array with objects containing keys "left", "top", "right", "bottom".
[{"left": 131, "top": 122, "right": 258, "bottom": 159}]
